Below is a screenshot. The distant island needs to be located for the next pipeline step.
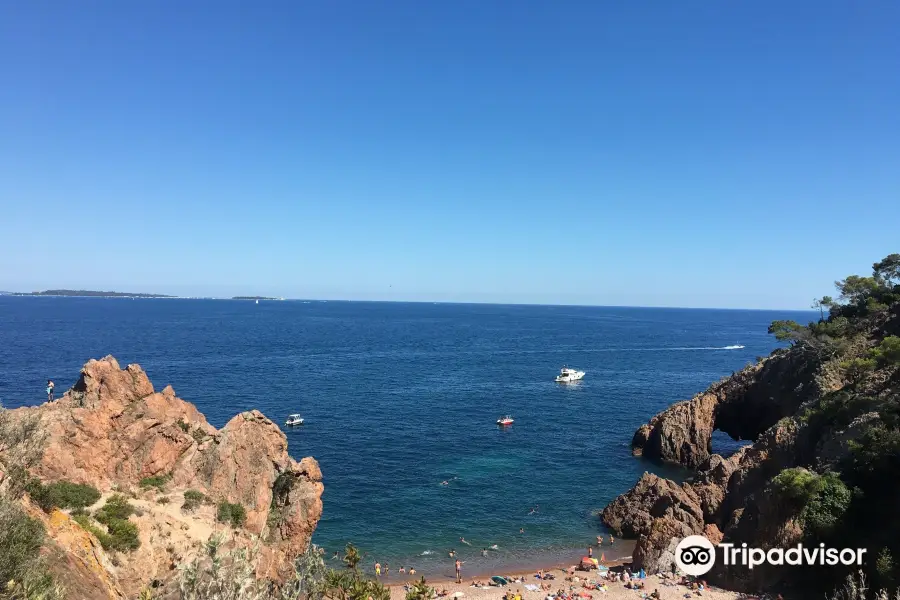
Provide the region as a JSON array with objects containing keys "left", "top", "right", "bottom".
[
  {"left": 232, "top": 296, "right": 280, "bottom": 300},
  {"left": 15, "top": 289, "right": 174, "bottom": 298}
]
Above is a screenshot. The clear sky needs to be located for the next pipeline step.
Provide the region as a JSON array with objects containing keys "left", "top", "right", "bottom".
[{"left": 1, "top": 2, "right": 898, "bottom": 308}]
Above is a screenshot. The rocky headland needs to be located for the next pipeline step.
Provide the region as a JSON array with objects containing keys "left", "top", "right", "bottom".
[
  {"left": 601, "top": 256, "right": 900, "bottom": 597},
  {"left": 2, "top": 356, "right": 323, "bottom": 599}
]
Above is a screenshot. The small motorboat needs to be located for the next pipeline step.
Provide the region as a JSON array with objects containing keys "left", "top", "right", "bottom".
[
  {"left": 555, "top": 366, "right": 585, "bottom": 383},
  {"left": 284, "top": 414, "right": 304, "bottom": 426},
  {"left": 496, "top": 415, "right": 514, "bottom": 426}
]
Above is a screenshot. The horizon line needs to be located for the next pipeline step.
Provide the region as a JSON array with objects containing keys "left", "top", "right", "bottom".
[{"left": 0, "top": 291, "right": 818, "bottom": 313}]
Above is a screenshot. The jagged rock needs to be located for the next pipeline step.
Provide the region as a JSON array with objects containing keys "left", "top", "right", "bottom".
[
  {"left": 601, "top": 472, "right": 704, "bottom": 538},
  {"left": 11, "top": 356, "right": 323, "bottom": 597}
]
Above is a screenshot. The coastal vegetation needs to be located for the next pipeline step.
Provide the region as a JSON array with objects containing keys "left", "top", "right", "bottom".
[
  {"left": 26, "top": 480, "right": 101, "bottom": 512},
  {"left": 139, "top": 473, "right": 172, "bottom": 491},
  {"left": 216, "top": 500, "right": 247, "bottom": 528},
  {"left": 0, "top": 405, "right": 63, "bottom": 599},
  {"left": 182, "top": 489, "right": 207, "bottom": 512},
  {"left": 177, "top": 541, "right": 391, "bottom": 600},
  {"left": 739, "top": 256, "right": 900, "bottom": 594},
  {"left": 608, "top": 253, "right": 900, "bottom": 599},
  {"left": 15, "top": 289, "right": 174, "bottom": 298}
]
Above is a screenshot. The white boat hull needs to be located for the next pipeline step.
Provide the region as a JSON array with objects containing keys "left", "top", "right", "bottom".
[{"left": 555, "top": 371, "right": 585, "bottom": 383}]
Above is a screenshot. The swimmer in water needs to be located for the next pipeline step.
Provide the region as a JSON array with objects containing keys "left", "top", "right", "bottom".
[
  {"left": 519, "top": 528, "right": 525, "bottom": 534},
  {"left": 460, "top": 537, "right": 471, "bottom": 545},
  {"left": 596, "top": 535, "right": 603, "bottom": 546},
  {"left": 490, "top": 544, "right": 499, "bottom": 550},
  {"left": 449, "top": 549, "right": 456, "bottom": 557},
  {"left": 482, "top": 548, "right": 488, "bottom": 557},
  {"left": 441, "top": 481, "right": 449, "bottom": 486}
]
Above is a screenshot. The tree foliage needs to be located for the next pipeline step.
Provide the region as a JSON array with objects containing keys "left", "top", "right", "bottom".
[
  {"left": 768, "top": 320, "right": 809, "bottom": 344},
  {"left": 870, "top": 336, "right": 900, "bottom": 367}
]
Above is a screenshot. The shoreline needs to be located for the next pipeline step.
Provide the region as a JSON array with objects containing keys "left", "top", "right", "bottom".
[
  {"left": 368, "top": 541, "right": 636, "bottom": 585},
  {"left": 384, "top": 560, "right": 743, "bottom": 600}
]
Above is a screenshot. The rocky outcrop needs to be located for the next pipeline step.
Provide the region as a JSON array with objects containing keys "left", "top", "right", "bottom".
[
  {"left": 13, "top": 356, "right": 323, "bottom": 598},
  {"left": 631, "top": 350, "right": 821, "bottom": 469},
  {"left": 601, "top": 473, "right": 704, "bottom": 539}
]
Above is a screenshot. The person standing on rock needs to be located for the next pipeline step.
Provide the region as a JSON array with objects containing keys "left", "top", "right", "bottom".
[{"left": 46, "top": 380, "right": 54, "bottom": 402}]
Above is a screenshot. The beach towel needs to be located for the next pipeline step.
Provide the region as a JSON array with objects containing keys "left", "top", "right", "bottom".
[{"left": 525, "top": 585, "right": 539, "bottom": 592}]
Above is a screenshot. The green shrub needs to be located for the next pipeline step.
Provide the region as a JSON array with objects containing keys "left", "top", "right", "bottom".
[
  {"left": 272, "top": 472, "right": 294, "bottom": 506},
  {"left": 74, "top": 508, "right": 141, "bottom": 553},
  {"left": 870, "top": 336, "right": 900, "bottom": 366},
  {"left": 800, "top": 472, "right": 852, "bottom": 538},
  {"left": 95, "top": 495, "right": 134, "bottom": 524},
  {"left": 157, "top": 496, "right": 170, "bottom": 504},
  {"left": 839, "top": 358, "right": 876, "bottom": 383},
  {"left": 876, "top": 548, "right": 894, "bottom": 578},
  {"left": 176, "top": 419, "right": 190, "bottom": 432},
  {"left": 773, "top": 468, "right": 823, "bottom": 504},
  {"left": 216, "top": 501, "right": 247, "bottom": 528},
  {"left": 182, "top": 489, "right": 206, "bottom": 512},
  {"left": 191, "top": 428, "right": 207, "bottom": 444},
  {"left": 105, "top": 518, "right": 140, "bottom": 552},
  {"left": 184, "top": 489, "right": 206, "bottom": 503},
  {"left": 26, "top": 479, "right": 101, "bottom": 512},
  {"left": 138, "top": 474, "right": 171, "bottom": 491},
  {"left": 0, "top": 499, "right": 46, "bottom": 584}
]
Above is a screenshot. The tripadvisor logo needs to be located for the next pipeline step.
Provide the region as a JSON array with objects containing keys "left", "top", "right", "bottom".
[{"left": 674, "top": 535, "right": 867, "bottom": 577}]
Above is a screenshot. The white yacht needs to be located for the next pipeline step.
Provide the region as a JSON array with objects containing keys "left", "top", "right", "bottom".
[
  {"left": 555, "top": 367, "right": 585, "bottom": 383},
  {"left": 284, "top": 414, "right": 304, "bottom": 426}
]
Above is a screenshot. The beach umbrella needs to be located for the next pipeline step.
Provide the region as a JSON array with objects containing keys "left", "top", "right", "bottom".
[{"left": 491, "top": 576, "right": 509, "bottom": 586}]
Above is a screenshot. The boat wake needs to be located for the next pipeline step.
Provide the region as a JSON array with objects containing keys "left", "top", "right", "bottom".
[{"left": 722, "top": 344, "right": 745, "bottom": 350}]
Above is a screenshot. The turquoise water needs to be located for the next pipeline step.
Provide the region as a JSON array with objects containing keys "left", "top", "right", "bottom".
[{"left": 0, "top": 298, "right": 811, "bottom": 577}]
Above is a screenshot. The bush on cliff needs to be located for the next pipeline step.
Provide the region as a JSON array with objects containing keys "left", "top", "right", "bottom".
[
  {"left": 0, "top": 497, "right": 62, "bottom": 600},
  {"left": 26, "top": 480, "right": 101, "bottom": 512},
  {"left": 182, "top": 489, "right": 207, "bottom": 512},
  {"left": 139, "top": 474, "right": 172, "bottom": 491},
  {"left": 78, "top": 494, "right": 142, "bottom": 553},
  {"left": 216, "top": 501, "right": 246, "bottom": 528},
  {"left": 96, "top": 494, "right": 134, "bottom": 522},
  {"left": 801, "top": 472, "right": 853, "bottom": 539}
]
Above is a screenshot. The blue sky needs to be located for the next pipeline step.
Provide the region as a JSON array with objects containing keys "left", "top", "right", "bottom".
[{"left": 1, "top": 2, "right": 897, "bottom": 308}]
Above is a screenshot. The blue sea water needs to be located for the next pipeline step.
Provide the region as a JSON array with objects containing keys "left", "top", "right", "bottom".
[{"left": 0, "top": 298, "right": 813, "bottom": 577}]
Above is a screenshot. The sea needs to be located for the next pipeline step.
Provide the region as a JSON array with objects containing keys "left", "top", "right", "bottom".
[{"left": 0, "top": 297, "right": 814, "bottom": 578}]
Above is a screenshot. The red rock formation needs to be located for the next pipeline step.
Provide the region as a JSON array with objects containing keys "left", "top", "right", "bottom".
[{"left": 14, "top": 356, "right": 323, "bottom": 597}]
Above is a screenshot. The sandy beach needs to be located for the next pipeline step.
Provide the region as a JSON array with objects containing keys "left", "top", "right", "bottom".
[{"left": 387, "top": 568, "right": 744, "bottom": 600}]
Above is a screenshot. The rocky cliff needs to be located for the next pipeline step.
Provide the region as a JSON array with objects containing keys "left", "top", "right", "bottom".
[
  {"left": 13, "top": 356, "right": 324, "bottom": 598},
  {"left": 602, "top": 262, "right": 900, "bottom": 597}
]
